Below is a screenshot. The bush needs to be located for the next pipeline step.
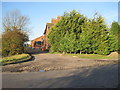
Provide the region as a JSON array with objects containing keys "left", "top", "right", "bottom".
[{"left": 2, "top": 27, "right": 28, "bottom": 57}]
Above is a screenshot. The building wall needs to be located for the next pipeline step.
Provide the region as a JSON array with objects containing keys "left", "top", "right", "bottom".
[
  {"left": 31, "top": 36, "right": 44, "bottom": 48},
  {"left": 44, "top": 26, "right": 50, "bottom": 49},
  {"left": 44, "top": 16, "right": 61, "bottom": 49}
]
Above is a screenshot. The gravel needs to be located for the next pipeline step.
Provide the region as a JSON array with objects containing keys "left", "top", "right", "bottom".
[{"left": 2, "top": 53, "right": 118, "bottom": 72}]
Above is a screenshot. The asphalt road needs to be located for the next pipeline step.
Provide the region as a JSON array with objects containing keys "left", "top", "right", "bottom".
[{"left": 2, "top": 64, "right": 118, "bottom": 88}]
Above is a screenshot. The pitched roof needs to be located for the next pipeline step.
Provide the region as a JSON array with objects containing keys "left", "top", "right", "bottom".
[
  {"left": 44, "top": 23, "right": 54, "bottom": 34},
  {"left": 46, "top": 23, "right": 54, "bottom": 27},
  {"left": 32, "top": 35, "right": 44, "bottom": 41}
]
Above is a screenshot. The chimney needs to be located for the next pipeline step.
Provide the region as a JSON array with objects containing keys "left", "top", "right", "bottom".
[
  {"left": 51, "top": 18, "right": 57, "bottom": 23},
  {"left": 57, "top": 16, "right": 61, "bottom": 20}
]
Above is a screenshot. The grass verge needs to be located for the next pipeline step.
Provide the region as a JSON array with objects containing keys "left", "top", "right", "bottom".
[
  {"left": 0, "top": 53, "right": 31, "bottom": 66},
  {"left": 63, "top": 54, "right": 118, "bottom": 60},
  {"left": 49, "top": 52, "right": 60, "bottom": 54}
]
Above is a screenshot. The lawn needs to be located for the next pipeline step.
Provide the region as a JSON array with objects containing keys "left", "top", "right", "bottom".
[
  {"left": 0, "top": 53, "right": 31, "bottom": 65},
  {"left": 63, "top": 54, "right": 118, "bottom": 60}
]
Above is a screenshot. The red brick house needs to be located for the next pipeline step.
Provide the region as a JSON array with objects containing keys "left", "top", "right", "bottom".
[
  {"left": 31, "top": 16, "right": 61, "bottom": 49},
  {"left": 31, "top": 35, "right": 44, "bottom": 48},
  {"left": 43, "top": 16, "right": 61, "bottom": 49}
]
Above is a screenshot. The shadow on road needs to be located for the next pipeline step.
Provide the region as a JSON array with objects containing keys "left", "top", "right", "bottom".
[
  {"left": 2, "top": 63, "right": 118, "bottom": 88},
  {"left": 33, "top": 64, "right": 118, "bottom": 88}
]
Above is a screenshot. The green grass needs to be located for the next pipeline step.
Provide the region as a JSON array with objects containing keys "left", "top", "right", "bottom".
[
  {"left": 63, "top": 54, "right": 118, "bottom": 60},
  {"left": 49, "top": 52, "right": 60, "bottom": 54},
  {"left": 0, "top": 53, "right": 31, "bottom": 65}
]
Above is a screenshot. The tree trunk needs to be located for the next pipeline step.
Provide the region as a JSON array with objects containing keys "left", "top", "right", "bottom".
[{"left": 80, "top": 51, "right": 81, "bottom": 54}]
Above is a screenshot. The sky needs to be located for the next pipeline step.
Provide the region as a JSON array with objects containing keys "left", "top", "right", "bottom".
[{"left": 2, "top": 2, "right": 118, "bottom": 40}]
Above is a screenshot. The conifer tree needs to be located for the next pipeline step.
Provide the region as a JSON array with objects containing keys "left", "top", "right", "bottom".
[
  {"left": 48, "top": 10, "right": 86, "bottom": 53},
  {"left": 48, "top": 10, "right": 113, "bottom": 55},
  {"left": 109, "top": 21, "right": 120, "bottom": 52},
  {"left": 91, "top": 14, "right": 110, "bottom": 55}
]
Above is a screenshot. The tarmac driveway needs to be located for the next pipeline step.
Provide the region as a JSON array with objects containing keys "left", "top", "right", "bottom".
[
  {"left": 2, "top": 53, "right": 118, "bottom": 72},
  {"left": 2, "top": 53, "right": 118, "bottom": 88},
  {"left": 2, "top": 63, "right": 118, "bottom": 88}
]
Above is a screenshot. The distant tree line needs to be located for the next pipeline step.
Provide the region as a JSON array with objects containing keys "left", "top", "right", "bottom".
[
  {"left": 48, "top": 10, "right": 120, "bottom": 55},
  {"left": 2, "top": 10, "right": 30, "bottom": 57}
]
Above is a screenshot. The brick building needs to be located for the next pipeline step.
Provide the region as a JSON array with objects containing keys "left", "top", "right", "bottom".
[
  {"left": 43, "top": 16, "right": 61, "bottom": 49},
  {"left": 31, "top": 35, "right": 44, "bottom": 48},
  {"left": 31, "top": 16, "right": 61, "bottom": 49}
]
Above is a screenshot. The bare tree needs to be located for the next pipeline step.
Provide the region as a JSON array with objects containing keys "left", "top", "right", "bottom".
[{"left": 3, "top": 10, "right": 30, "bottom": 31}]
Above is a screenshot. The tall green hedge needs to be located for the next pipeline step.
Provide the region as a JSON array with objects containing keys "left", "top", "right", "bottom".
[{"left": 48, "top": 10, "right": 119, "bottom": 55}]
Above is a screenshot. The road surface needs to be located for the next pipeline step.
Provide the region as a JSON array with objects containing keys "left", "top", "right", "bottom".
[{"left": 2, "top": 63, "right": 118, "bottom": 88}]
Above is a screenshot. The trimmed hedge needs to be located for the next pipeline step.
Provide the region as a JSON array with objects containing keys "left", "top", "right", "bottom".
[{"left": 0, "top": 53, "right": 31, "bottom": 65}]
